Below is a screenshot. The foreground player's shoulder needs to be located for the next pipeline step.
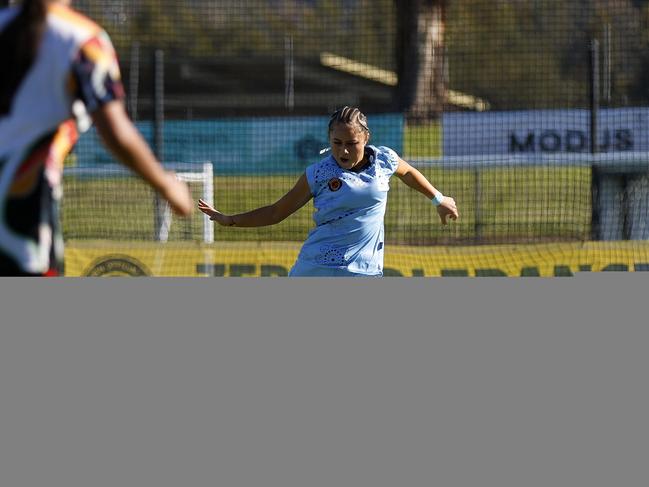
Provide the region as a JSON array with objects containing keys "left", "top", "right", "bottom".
[{"left": 50, "top": 3, "right": 101, "bottom": 33}]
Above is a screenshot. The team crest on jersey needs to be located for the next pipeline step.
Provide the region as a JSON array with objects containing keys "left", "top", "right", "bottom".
[{"left": 328, "top": 177, "right": 342, "bottom": 192}]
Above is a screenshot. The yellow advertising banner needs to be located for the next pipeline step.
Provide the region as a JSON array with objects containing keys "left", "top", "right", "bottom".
[{"left": 64, "top": 241, "right": 649, "bottom": 277}]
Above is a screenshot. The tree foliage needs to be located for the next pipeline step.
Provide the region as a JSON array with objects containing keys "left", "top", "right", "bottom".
[
  {"left": 447, "top": 0, "right": 649, "bottom": 109},
  {"left": 71, "top": 0, "right": 649, "bottom": 110}
]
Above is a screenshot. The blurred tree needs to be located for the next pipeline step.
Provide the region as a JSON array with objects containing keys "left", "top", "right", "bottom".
[
  {"left": 69, "top": 0, "right": 649, "bottom": 112},
  {"left": 395, "top": 0, "right": 447, "bottom": 122}
]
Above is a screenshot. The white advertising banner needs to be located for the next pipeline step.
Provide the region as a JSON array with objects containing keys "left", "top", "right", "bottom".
[{"left": 443, "top": 108, "right": 649, "bottom": 156}]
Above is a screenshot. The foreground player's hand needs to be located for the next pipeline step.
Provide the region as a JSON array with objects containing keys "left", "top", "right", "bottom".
[
  {"left": 437, "top": 196, "right": 459, "bottom": 225},
  {"left": 197, "top": 199, "right": 234, "bottom": 226},
  {"left": 163, "top": 172, "right": 194, "bottom": 216}
]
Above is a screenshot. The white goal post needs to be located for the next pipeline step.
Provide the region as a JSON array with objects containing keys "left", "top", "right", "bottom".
[
  {"left": 155, "top": 162, "right": 214, "bottom": 243},
  {"left": 63, "top": 161, "right": 215, "bottom": 243}
]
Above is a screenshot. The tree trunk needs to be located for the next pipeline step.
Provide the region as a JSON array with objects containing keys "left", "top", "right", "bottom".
[{"left": 395, "top": 0, "right": 447, "bottom": 123}]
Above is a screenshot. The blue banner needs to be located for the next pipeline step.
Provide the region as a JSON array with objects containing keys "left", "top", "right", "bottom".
[{"left": 73, "top": 113, "right": 404, "bottom": 174}]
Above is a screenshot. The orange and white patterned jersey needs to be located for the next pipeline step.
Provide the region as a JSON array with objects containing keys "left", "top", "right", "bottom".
[{"left": 0, "top": 3, "right": 124, "bottom": 275}]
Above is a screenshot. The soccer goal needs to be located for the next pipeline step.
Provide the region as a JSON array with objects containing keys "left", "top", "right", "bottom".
[
  {"left": 154, "top": 162, "right": 214, "bottom": 243},
  {"left": 62, "top": 162, "right": 214, "bottom": 243}
]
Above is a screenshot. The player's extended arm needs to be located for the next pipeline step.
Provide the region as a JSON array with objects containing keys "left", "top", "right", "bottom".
[
  {"left": 394, "top": 157, "right": 459, "bottom": 224},
  {"left": 197, "top": 173, "right": 313, "bottom": 227},
  {"left": 92, "top": 100, "right": 193, "bottom": 216}
]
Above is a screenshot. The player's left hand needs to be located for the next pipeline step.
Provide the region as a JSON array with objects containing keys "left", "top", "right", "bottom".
[{"left": 437, "top": 196, "right": 459, "bottom": 225}]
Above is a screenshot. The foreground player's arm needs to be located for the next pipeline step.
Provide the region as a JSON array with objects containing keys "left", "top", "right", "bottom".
[
  {"left": 394, "top": 157, "right": 459, "bottom": 224},
  {"left": 198, "top": 173, "right": 312, "bottom": 227},
  {"left": 92, "top": 100, "right": 193, "bottom": 216}
]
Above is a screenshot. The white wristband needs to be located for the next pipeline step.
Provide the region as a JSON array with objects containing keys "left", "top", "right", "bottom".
[{"left": 431, "top": 192, "right": 445, "bottom": 206}]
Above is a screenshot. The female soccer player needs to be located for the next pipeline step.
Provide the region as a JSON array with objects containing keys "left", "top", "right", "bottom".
[
  {"left": 198, "top": 106, "right": 458, "bottom": 277},
  {"left": 0, "top": 0, "right": 193, "bottom": 276}
]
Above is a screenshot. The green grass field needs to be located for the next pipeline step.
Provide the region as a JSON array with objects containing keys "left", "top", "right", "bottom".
[{"left": 62, "top": 165, "right": 592, "bottom": 245}]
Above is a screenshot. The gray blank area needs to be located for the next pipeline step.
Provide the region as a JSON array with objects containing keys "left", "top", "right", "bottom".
[{"left": 0, "top": 277, "right": 647, "bottom": 487}]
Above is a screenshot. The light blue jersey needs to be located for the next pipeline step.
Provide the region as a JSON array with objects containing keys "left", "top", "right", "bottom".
[{"left": 289, "top": 145, "right": 400, "bottom": 277}]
